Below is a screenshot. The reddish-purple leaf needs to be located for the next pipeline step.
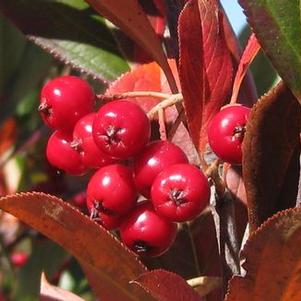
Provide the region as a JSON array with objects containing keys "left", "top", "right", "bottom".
[
  {"left": 225, "top": 207, "right": 301, "bottom": 301},
  {"left": 0, "top": 192, "right": 154, "bottom": 301},
  {"left": 86, "top": 0, "right": 177, "bottom": 93},
  {"left": 178, "top": 0, "right": 233, "bottom": 153},
  {"left": 230, "top": 33, "right": 260, "bottom": 104},
  {"left": 243, "top": 82, "right": 301, "bottom": 232},
  {"left": 132, "top": 269, "right": 202, "bottom": 301},
  {"left": 40, "top": 272, "right": 84, "bottom": 301}
]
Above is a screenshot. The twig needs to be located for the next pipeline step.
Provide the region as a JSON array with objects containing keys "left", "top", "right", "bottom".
[
  {"left": 158, "top": 109, "right": 167, "bottom": 140},
  {"left": 210, "top": 189, "right": 241, "bottom": 297},
  {"left": 147, "top": 93, "right": 183, "bottom": 119},
  {"left": 97, "top": 91, "right": 171, "bottom": 103}
]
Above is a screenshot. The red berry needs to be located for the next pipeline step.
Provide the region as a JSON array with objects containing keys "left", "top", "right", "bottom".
[
  {"left": 151, "top": 164, "right": 210, "bottom": 222},
  {"left": 207, "top": 105, "right": 251, "bottom": 164},
  {"left": 10, "top": 251, "right": 28, "bottom": 268},
  {"left": 93, "top": 100, "right": 150, "bottom": 159},
  {"left": 120, "top": 202, "right": 177, "bottom": 256},
  {"left": 86, "top": 164, "right": 138, "bottom": 227},
  {"left": 39, "top": 76, "right": 94, "bottom": 134},
  {"left": 134, "top": 140, "right": 188, "bottom": 197},
  {"left": 72, "top": 113, "right": 116, "bottom": 169},
  {"left": 46, "top": 131, "right": 87, "bottom": 175}
]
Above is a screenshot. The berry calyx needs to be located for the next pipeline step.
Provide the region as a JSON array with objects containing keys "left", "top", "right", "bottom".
[
  {"left": 207, "top": 104, "right": 251, "bottom": 164},
  {"left": 120, "top": 202, "right": 177, "bottom": 256},
  {"left": 93, "top": 100, "right": 151, "bottom": 159},
  {"left": 86, "top": 164, "right": 138, "bottom": 226},
  {"left": 46, "top": 131, "right": 88, "bottom": 175},
  {"left": 39, "top": 76, "right": 94, "bottom": 134},
  {"left": 133, "top": 140, "right": 188, "bottom": 197},
  {"left": 72, "top": 113, "right": 115, "bottom": 169},
  {"left": 151, "top": 164, "right": 210, "bottom": 222}
]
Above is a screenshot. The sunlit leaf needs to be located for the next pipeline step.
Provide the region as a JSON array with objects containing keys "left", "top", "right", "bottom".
[{"left": 178, "top": 0, "right": 233, "bottom": 153}]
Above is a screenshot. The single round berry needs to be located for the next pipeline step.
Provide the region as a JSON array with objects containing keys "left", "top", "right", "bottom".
[
  {"left": 72, "top": 113, "right": 116, "bottom": 169},
  {"left": 120, "top": 202, "right": 177, "bottom": 257},
  {"left": 10, "top": 251, "right": 28, "bottom": 268},
  {"left": 86, "top": 164, "right": 138, "bottom": 225},
  {"left": 151, "top": 164, "right": 210, "bottom": 222},
  {"left": 93, "top": 100, "right": 151, "bottom": 159},
  {"left": 207, "top": 105, "right": 251, "bottom": 164},
  {"left": 46, "top": 131, "right": 87, "bottom": 175},
  {"left": 39, "top": 76, "right": 94, "bottom": 133},
  {"left": 133, "top": 140, "right": 188, "bottom": 198}
]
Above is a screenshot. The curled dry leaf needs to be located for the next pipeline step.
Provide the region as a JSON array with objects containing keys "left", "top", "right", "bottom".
[
  {"left": 40, "top": 272, "right": 84, "bottom": 301},
  {"left": 225, "top": 207, "right": 301, "bottom": 301},
  {"left": 242, "top": 82, "right": 301, "bottom": 232},
  {"left": 131, "top": 269, "right": 202, "bottom": 301},
  {"left": 187, "top": 276, "right": 222, "bottom": 297},
  {"left": 0, "top": 192, "right": 154, "bottom": 301},
  {"left": 178, "top": 0, "right": 233, "bottom": 154}
]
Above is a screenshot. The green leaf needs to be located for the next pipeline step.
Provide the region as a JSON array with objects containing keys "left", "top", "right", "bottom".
[
  {"left": 0, "top": 14, "right": 26, "bottom": 94},
  {"left": 0, "top": 42, "right": 53, "bottom": 122},
  {"left": 239, "top": 0, "right": 301, "bottom": 104},
  {"left": 0, "top": 0, "right": 129, "bottom": 82}
]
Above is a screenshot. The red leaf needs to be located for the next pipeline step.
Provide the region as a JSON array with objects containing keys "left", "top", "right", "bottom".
[
  {"left": 86, "top": 0, "right": 177, "bottom": 92},
  {"left": 230, "top": 33, "right": 261, "bottom": 104},
  {"left": 178, "top": 0, "right": 233, "bottom": 153},
  {"left": 0, "top": 192, "right": 154, "bottom": 301},
  {"left": 105, "top": 61, "right": 179, "bottom": 121},
  {"left": 225, "top": 207, "right": 301, "bottom": 301},
  {"left": 40, "top": 272, "right": 84, "bottom": 301},
  {"left": 132, "top": 269, "right": 203, "bottom": 301}
]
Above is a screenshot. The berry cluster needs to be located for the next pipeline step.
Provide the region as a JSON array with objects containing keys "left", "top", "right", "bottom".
[{"left": 39, "top": 76, "right": 211, "bottom": 257}]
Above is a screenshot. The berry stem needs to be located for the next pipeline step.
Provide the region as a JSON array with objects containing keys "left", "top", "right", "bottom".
[
  {"left": 97, "top": 91, "right": 171, "bottom": 102},
  {"left": 158, "top": 108, "right": 167, "bottom": 140},
  {"left": 147, "top": 93, "right": 183, "bottom": 119}
]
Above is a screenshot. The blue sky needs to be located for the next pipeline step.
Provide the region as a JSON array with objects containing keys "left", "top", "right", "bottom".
[{"left": 220, "top": 0, "right": 247, "bottom": 35}]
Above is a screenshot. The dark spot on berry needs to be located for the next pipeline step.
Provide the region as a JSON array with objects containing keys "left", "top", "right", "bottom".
[
  {"left": 169, "top": 188, "right": 186, "bottom": 206},
  {"left": 133, "top": 240, "right": 153, "bottom": 254},
  {"left": 70, "top": 138, "right": 83, "bottom": 152},
  {"left": 233, "top": 125, "right": 246, "bottom": 141},
  {"left": 38, "top": 102, "right": 52, "bottom": 117},
  {"left": 93, "top": 200, "right": 115, "bottom": 216},
  {"left": 102, "top": 125, "right": 124, "bottom": 146}
]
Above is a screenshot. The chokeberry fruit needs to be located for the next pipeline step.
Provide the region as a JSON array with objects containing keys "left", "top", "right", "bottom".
[
  {"left": 207, "top": 104, "right": 251, "bottom": 164},
  {"left": 86, "top": 164, "right": 138, "bottom": 227},
  {"left": 72, "top": 113, "right": 115, "bottom": 169},
  {"left": 46, "top": 131, "right": 88, "bottom": 175},
  {"left": 39, "top": 76, "right": 94, "bottom": 134},
  {"left": 133, "top": 140, "right": 188, "bottom": 198},
  {"left": 10, "top": 251, "right": 28, "bottom": 268},
  {"left": 93, "top": 100, "right": 151, "bottom": 159},
  {"left": 151, "top": 164, "right": 210, "bottom": 222},
  {"left": 120, "top": 202, "right": 177, "bottom": 257}
]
